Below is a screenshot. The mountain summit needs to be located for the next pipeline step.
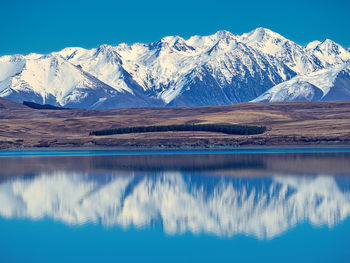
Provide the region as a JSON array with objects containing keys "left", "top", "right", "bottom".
[{"left": 1, "top": 28, "right": 349, "bottom": 109}]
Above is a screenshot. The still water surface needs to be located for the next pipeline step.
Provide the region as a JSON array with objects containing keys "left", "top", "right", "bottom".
[{"left": 0, "top": 149, "right": 350, "bottom": 263}]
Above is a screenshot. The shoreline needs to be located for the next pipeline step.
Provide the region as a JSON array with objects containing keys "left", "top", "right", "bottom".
[{"left": 1, "top": 144, "right": 350, "bottom": 157}]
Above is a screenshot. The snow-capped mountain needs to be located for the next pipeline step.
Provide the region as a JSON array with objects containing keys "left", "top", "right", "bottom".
[
  {"left": 0, "top": 173, "right": 349, "bottom": 239},
  {"left": 239, "top": 28, "right": 350, "bottom": 74},
  {"left": 253, "top": 63, "right": 350, "bottom": 102},
  {"left": 0, "top": 28, "right": 349, "bottom": 108},
  {"left": 0, "top": 53, "right": 155, "bottom": 108}
]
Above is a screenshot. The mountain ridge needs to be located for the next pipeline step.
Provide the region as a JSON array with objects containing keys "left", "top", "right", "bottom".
[{"left": 1, "top": 28, "right": 349, "bottom": 109}]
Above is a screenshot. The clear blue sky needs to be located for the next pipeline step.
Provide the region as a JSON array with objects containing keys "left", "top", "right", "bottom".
[{"left": 1, "top": 0, "right": 349, "bottom": 55}]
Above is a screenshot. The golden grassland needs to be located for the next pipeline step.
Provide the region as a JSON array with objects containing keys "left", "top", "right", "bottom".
[{"left": 1, "top": 98, "right": 350, "bottom": 148}]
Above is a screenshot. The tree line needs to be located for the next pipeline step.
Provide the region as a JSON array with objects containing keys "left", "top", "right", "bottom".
[
  {"left": 89, "top": 124, "right": 266, "bottom": 136},
  {"left": 23, "top": 101, "right": 70, "bottom": 110}
]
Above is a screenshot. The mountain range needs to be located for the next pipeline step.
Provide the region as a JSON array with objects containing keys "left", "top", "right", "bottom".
[{"left": 0, "top": 28, "right": 349, "bottom": 109}]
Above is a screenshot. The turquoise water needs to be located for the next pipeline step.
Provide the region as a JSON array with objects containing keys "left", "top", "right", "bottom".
[
  {"left": 1, "top": 217, "right": 349, "bottom": 263},
  {"left": 1, "top": 147, "right": 350, "bottom": 157},
  {"left": 0, "top": 151, "right": 350, "bottom": 263}
]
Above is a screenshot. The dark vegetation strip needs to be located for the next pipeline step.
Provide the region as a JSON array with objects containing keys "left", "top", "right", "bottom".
[
  {"left": 23, "top": 101, "right": 70, "bottom": 110},
  {"left": 89, "top": 124, "right": 267, "bottom": 136}
]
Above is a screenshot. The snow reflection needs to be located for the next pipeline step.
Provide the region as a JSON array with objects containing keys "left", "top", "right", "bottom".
[{"left": 0, "top": 172, "right": 349, "bottom": 239}]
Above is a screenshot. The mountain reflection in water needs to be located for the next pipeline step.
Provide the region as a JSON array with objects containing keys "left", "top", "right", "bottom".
[{"left": 1, "top": 170, "right": 350, "bottom": 239}]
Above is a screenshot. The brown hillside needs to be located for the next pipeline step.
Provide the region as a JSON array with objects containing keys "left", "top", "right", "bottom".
[{"left": 1, "top": 99, "right": 350, "bottom": 148}]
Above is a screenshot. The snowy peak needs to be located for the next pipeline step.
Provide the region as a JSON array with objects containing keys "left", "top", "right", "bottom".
[
  {"left": 253, "top": 63, "right": 350, "bottom": 102},
  {"left": 58, "top": 45, "right": 137, "bottom": 94},
  {"left": 239, "top": 28, "right": 319, "bottom": 74},
  {"left": 159, "top": 35, "right": 184, "bottom": 45},
  {"left": 208, "top": 37, "right": 239, "bottom": 55},
  {"left": 305, "top": 40, "right": 321, "bottom": 50},
  {"left": 311, "top": 39, "right": 350, "bottom": 65},
  {"left": 151, "top": 36, "right": 195, "bottom": 53},
  {"left": 0, "top": 53, "right": 97, "bottom": 105},
  {"left": 212, "top": 30, "right": 237, "bottom": 41},
  {"left": 55, "top": 47, "right": 87, "bottom": 60},
  {"left": 186, "top": 30, "right": 237, "bottom": 52},
  {"left": 239, "top": 27, "right": 294, "bottom": 56},
  {"left": 318, "top": 39, "right": 343, "bottom": 53},
  {"left": 93, "top": 44, "right": 123, "bottom": 65},
  {"left": 240, "top": 27, "right": 287, "bottom": 45},
  {"left": 0, "top": 55, "right": 26, "bottom": 83},
  {"left": 170, "top": 38, "right": 195, "bottom": 52},
  {"left": 0, "top": 52, "right": 149, "bottom": 108}
]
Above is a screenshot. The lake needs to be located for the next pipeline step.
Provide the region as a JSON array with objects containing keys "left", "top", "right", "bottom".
[{"left": 0, "top": 148, "right": 350, "bottom": 263}]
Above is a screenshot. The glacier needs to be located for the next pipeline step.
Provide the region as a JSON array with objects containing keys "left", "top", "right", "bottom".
[{"left": 0, "top": 28, "right": 349, "bottom": 108}]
